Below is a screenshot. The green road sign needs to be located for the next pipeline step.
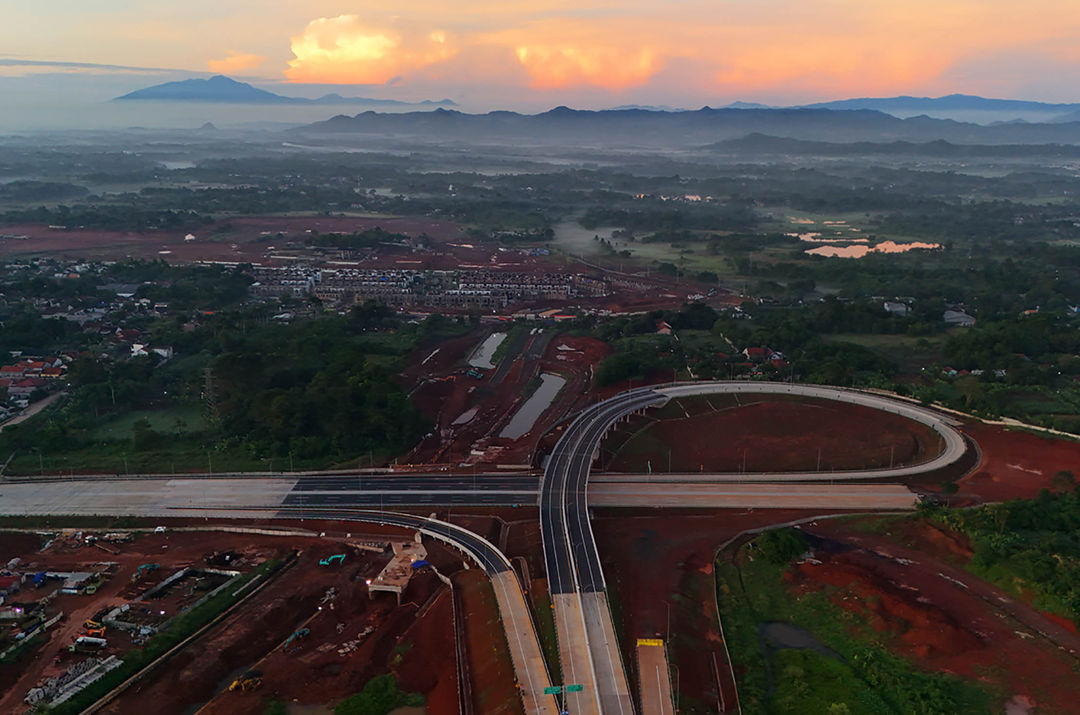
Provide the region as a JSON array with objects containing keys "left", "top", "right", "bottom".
[
  {"left": 566, "top": 684, "right": 585, "bottom": 693},
  {"left": 543, "top": 686, "right": 563, "bottom": 695}
]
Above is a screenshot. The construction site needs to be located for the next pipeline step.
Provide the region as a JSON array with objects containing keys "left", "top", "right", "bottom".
[{"left": 0, "top": 523, "right": 500, "bottom": 714}]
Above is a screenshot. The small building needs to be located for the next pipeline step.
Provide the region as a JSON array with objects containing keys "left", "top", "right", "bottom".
[
  {"left": 883, "top": 301, "right": 910, "bottom": 316},
  {"left": 943, "top": 310, "right": 975, "bottom": 327}
]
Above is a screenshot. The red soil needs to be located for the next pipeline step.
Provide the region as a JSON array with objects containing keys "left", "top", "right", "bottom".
[
  {"left": 592, "top": 508, "right": 856, "bottom": 712},
  {"left": 606, "top": 396, "right": 940, "bottom": 473},
  {"left": 404, "top": 332, "right": 610, "bottom": 469},
  {"left": 955, "top": 421, "right": 1080, "bottom": 502},
  {"left": 455, "top": 568, "right": 525, "bottom": 715},
  {"left": 0, "top": 216, "right": 464, "bottom": 263},
  {"left": 115, "top": 539, "right": 463, "bottom": 715},
  {"left": 797, "top": 519, "right": 1080, "bottom": 712}
]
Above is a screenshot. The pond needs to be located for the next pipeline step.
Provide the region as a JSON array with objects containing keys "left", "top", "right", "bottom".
[
  {"left": 807, "top": 240, "right": 941, "bottom": 258},
  {"left": 499, "top": 373, "right": 567, "bottom": 439},
  {"left": 468, "top": 332, "right": 507, "bottom": 369}
]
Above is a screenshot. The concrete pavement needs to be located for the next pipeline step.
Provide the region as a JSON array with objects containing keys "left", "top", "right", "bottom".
[
  {"left": 635, "top": 640, "right": 675, "bottom": 715},
  {"left": 588, "top": 482, "right": 919, "bottom": 509}
]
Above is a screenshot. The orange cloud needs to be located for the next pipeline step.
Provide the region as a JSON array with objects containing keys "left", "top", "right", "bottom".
[
  {"left": 285, "top": 15, "right": 455, "bottom": 84},
  {"left": 514, "top": 45, "right": 658, "bottom": 90},
  {"left": 275, "top": 2, "right": 1080, "bottom": 99},
  {"left": 207, "top": 52, "right": 265, "bottom": 74}
]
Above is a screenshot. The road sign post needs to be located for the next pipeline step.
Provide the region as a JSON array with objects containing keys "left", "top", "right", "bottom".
[{"left": 543, "top": 686, "right": 563, "bottom": 695}]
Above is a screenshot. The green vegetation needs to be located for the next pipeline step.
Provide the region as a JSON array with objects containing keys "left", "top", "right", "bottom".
[
  {"left": 0, "top": 303, "right": 468, "bottom": 474},
  {"left": 925, "top": 486, "right": 1080, "bottom": 622},
  {"left": 48, "top": 558, "right": 285, "bottom": 715},
  {"left": 530, "top": 589, "right": 562, "bottom": 683},
  {"left": 756, "top": 527, "right": 810, "bottom": 564},
  {"left": 715, "top": 532, "right": 994, "bottom": 714},
  {"left": 333, "top": 674, "right": 425, "bottom": 715},
  {"left": 262, "top": 701, "right": 288, "bottom": 715}
]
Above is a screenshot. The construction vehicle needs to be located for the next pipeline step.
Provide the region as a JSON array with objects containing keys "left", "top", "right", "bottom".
[
  {"left": 85, "top": 627, "right": 106, "bottom": 638},
  {"left": 466, "top": 368, "right": 485, "bottom": 379},
  {"left": 130, "top": 563, "right": 159, "bottom": 582},
  {"left": 319, "top": 554, "right": 345, "bottom": 567},
  {"left": 282, "top": 627, "right": 310, "bottom": 653},
  {"left": 84, "top": 619, "right": 103, "bottom": 630},
  {"left": 83, "top": 575, "right": 106, "bottom": 595},
  {"left": 68, "top": 636, "right": 107, "bottom": 653},
  {"left": 228, "top": 669, "right": 263, "bottom": 692}
]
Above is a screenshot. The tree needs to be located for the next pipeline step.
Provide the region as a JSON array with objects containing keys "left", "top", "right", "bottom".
[
  {"left": 756, "top": 527, "right": 809, "bottom": 564},
  {"left": 1051, "top": 470, "right": 1076, "bottom": 492},
  {"left": 941, "top": 480, "right": 959, "bottom": 506}
]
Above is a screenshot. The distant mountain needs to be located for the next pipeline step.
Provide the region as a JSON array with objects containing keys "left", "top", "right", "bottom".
[
  {"left": 609, "top": 104, "right": 687, "bottom": 112},
  {"left": 115, "top": 75, "right": 457, "bottom": 107},
  {"left": 1051, "top": 109, "right": 1080, "bottom": 124},
  {"left": 723, "top": 101, "right": 773, "bottom": 109},
  {"left": 707, "top": 133, "right": 1080, "bottom": 158},
  {"left": 293, "top": 106, "right": 1080, "bottom": 148},
  {"left": 804, "top": 94, "right": 1080, "bottom": 116}
]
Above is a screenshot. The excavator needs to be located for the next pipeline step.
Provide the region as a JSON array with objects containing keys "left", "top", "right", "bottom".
[
  {"left": 282, "top": 627, "right": 310, "bottom": 654},
  {"left": 130, "top": 563, "right": 159, "bottom": 583},
  {"left": 319, "top": 554, "right": 345, "bottom": 567},
  {"left": 228, "top": 669, "right": 263, "bottom": 692}
]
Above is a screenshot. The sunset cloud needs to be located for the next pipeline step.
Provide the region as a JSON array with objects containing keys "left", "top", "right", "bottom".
[
  {"left": 513, "top": 45, "right": 658, "bottom": 90},
  {"left": 285, "top": 15, "right": 455, "bottom": 84},
  {"left": 207, "top": 52, "right": 265, "bottom": 74},
  {"left": 7, "top": 1, "right": 1080, "bottom": 107}
]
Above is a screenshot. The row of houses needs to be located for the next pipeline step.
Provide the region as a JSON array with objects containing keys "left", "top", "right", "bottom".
[
  {"left": 310, "top": 268, "right": 610, "bottom": 310},
  {"left": 0, "top": 357, "right": 65, "bottom": 380}
]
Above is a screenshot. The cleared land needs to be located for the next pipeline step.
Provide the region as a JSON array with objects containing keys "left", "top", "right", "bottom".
[
  {"left": 603, "top": 394, "right": 942, "bottom": 474},
  {"left": 715, "top": 519, "right": 1080, "bottom": 714}
]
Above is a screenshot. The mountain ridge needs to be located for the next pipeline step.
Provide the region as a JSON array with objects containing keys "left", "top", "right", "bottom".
[
  {"left": 293, "top": 105, "right": 1080, "bottom": 147},
  {"left": 114, "top": 75, "right": 458, "bottom": 107}
]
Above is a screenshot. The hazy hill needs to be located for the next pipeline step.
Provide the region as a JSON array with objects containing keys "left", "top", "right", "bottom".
[
  {"left": 804, "top": 94, "right": 1080, "bottom": 114},
  {"left": 115, "top": 75, "right": 458, "bottom": 107},
  {"left": 707, "top": 133, "right": 1080, "bottom": 158},
  {"left": 293, "top": 106, "right": 1080, "bottom": 147}
]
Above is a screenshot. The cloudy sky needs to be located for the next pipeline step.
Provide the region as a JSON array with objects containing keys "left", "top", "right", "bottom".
[{"left": 4, "top": 0, "right": 1080, "bottom": 110}]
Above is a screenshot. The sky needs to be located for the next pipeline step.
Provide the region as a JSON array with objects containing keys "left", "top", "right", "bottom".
[{"left": 3, "top": 0, "right": 1080, "bottom": 116}]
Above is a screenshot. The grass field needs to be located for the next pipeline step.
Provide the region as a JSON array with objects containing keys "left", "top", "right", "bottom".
[{"left": 89, "top": 405, "right": 208, "bottom": 440}]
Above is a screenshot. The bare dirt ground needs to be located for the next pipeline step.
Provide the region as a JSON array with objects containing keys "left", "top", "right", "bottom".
[
  {"left": 108, "top": 538, "right": 466, "bottom": 715},
  {"left": 0, "top": 524, "right": 487, "bottom": 714},
  {"left": 603, "top": 395, "right": 941, "bottom": 474},
  {"left": 591, "top": 509, "right": 850, "bottom": 712},
  {"left": 953, "top": 421, "right": 1080, "bottom": 503},
  {"left": 0, "top": 216, "right": 464, "bottom": 263},
  {"left": 403, "top": 332, "right": 609, "bottom": 469},
  {"left": 794, "top": 518, "right": 1080, "bottom": 713},
  {"left": 0, "top": 529, "right": 311, "bottom": 713},
  {"left": 455, "top": 568, "right": 525, "bottom": 715}
]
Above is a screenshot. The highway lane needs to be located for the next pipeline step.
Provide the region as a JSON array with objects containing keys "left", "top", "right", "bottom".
[
  {"left": 290, "top": 474, "right": 539, "bottom": 491},
  {"left": 587, "top": 482, "right": 919, "bottom": 509},
  {"left": 540, "top": 381, "right": 969, "bottom": 714},
  {"left": 541, "top": 388, "right": 663, "bottom": 714}
]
